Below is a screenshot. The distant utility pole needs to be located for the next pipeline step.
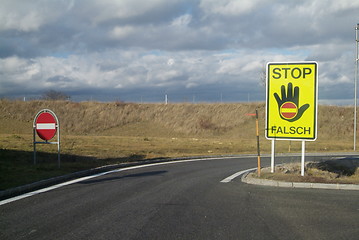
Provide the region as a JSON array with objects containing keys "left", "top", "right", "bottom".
[{"left": 354, "top": 23, "right": 359, "bottom": 151}]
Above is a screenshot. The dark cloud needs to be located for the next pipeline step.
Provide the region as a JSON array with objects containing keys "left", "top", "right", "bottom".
[
  {"left": 0, "top": 0, "right": 358, "bottom": 104},
  {"left": 46, "top": 75, "right": 73, "bottom": 83}
]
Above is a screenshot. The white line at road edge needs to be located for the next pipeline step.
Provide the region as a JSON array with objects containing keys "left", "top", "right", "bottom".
[
  {"left": 1, "top": 156, "right": 248, "bottom": 206},
  {"left": 220, "top": 167, "right": 257, "bottom": 183}
]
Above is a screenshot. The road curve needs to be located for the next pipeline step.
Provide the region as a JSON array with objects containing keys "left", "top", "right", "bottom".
[{"left": 1, "top": 156, "right": 358, "bottom": 240}]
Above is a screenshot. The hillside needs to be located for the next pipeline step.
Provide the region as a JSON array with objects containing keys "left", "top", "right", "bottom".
[
  {"left": 0, "top": 99, "right": 357, "bottom": 190},
  {"left": 0, "top": 100, "right": 261, "bottom": 136},
  {"left": 0, "top": 99, "right": 356, "bottom": 154}
]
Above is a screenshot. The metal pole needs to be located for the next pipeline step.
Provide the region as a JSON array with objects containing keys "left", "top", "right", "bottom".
[
  {"left": 301, "top": 141, "right": 305, "bottom": 176},
  {"left": 57, "top": 120, "right": 61, "bottom": 168},
  {"left": 355, "top": 23, "right": 359, "bottom": 151},
  {"left": 255, "top": 109, "right": 261, "bottom": 177},
  {"left": 33, "top": 125, "right": 36, "bottom": 165},
  {"left": 271, "top": 139, "right": 275, "bottom": 173}
]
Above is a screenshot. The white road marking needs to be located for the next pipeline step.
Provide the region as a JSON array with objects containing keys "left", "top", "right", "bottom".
[
  {"left": 0, "top": 156, "right": 243, "bottom": 206},
  {"left": 220, "top": 167, "right": 257, "bottom": 183},
  {"left": 36, "top": 123, "right": 56, "bottom": 129}
]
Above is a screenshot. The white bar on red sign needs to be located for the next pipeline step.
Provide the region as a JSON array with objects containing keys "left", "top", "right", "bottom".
[{"left": 36, "top": 123, "right": 56, "bottom": 129}]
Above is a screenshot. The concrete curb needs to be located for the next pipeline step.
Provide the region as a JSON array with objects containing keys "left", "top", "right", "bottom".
[{"left": 241, "top": 171, "right": 359, "bottom": 191}]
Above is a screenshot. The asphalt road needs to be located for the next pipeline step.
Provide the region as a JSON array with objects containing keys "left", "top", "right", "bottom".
[{"left": 1, "top": 156, "right": 358, "bottom": 240}]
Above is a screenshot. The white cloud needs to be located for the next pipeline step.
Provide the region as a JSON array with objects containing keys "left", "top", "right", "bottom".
[
  {"left": 200, "top": 0, "right": 261, "bottom": 16},
  {"left": 110, "top": 26, "right": 136, "bottom": 39},
  {"left": 0, "top": 0, "right": 358, "bottom": 103},
  {"left": 171, "top": 14, "right": 192, "bottom": 27},
  {"left": 85, "top": 0, "right": 180, "bottom": 25},
  {"left": 167, "top": 59, "right": 175, "bottom": 66},
  {"left": 0, "top": 0, "right": 74, "bottom": 32}
]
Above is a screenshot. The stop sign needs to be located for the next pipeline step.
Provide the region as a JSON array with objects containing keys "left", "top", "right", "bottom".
[{"left": 35, "top": 112, "right": 57, "bottom": 141}]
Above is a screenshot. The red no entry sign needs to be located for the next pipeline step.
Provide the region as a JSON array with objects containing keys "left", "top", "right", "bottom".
[
  {"left": 35, "top": 111, "right": 57, "bottom": 141},
  {"left": 33, "top": 109, "right": 60, "bottom": 167},
  {"left": 280, "top": 102, "right": 298, "bottom": 120}
]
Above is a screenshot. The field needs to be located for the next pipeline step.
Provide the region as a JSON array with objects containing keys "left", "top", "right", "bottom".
[{"left": 0, "top": 99, "right": 357, "bottom": 190}]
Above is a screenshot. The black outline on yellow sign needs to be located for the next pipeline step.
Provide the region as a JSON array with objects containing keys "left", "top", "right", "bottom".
[
  {"left": 266, "top": 62, "right": 318, "bottom": 141},
  {"left": 274, "top": 82, "right": 310, "bottom": 122}
]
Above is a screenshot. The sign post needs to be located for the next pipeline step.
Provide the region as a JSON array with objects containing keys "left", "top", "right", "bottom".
[
  {"left": 246, "top": 111, "right": 261, "bottom": 176},
  {"left": 266, "top": 62, "right": 318, "bottom": 176},
  {"left": 33, "top": 109, "right": 60, "bottom": 168},
  {"left": 271, "top": 139, "right": 275, "bottom": 173},
  {"left": 255, "top": 109, "right": 261, "bottom": 177}
]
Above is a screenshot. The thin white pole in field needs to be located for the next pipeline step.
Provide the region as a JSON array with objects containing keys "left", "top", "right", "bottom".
[
  {"left": 271, "top": 139, "right": 275, "bottom": 173},
  {"left": 301, "top": 141, "right": 306, "bottom": 176},
  {"left": 354, "top": 23, "right": 359, "bottom": 151}
]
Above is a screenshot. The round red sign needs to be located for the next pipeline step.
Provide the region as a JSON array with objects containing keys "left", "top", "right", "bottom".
[
  {"left": 280, "top": 102, "right": 298, "bottom": 120},
  {"left": 35, "top": 112, "right": 57, "bottom": 141}
]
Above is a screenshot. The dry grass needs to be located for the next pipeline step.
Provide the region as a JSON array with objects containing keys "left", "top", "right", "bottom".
[
  {"left": 0, "top": 99, "right": 356, "bottom": 136},
  {"left": 0, "top": 100, "right": 263, "bottom": 136},
  {"left": 256, "top": 161, "right": 359, "bottom": 184},
  {"left": 0, "top": 99, "right": 358, "bottom": 158},
  {"left": 1, "top": 99, "right": 358, "bottom": 190},
  {"left": 1, "top": 99, "right": 358, "bottom": 156}
]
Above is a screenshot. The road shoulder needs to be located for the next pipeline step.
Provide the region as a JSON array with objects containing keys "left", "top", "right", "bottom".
[{"left": 241, "top": 171, "right": 359, "bottom": 190}]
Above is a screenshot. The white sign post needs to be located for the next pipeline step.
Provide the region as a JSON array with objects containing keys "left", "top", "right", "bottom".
[{"left": 266, "top": 62, "right": 318, "bottom": 176}]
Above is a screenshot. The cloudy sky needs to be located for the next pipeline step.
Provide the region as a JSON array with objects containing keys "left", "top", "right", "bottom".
[{"left": 0, "top": 0, "right": 358, "bottom": 103}]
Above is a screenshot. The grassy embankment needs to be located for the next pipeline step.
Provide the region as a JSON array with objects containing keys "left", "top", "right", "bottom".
[{"left": 0, "top": 99, "right": 357, "bottom": 189}]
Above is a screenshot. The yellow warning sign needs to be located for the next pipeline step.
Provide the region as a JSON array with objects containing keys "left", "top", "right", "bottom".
[{"left": 266, "top": 62, "right": 318, "bottom": 140}]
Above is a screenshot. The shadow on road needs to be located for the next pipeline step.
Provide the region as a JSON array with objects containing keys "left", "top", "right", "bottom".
[
  {"left": 0, "top": 148, "right": 170, "bottom": 191},
  {"left": 79, "top": 170, "right": 168, "bottom": 184}
]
